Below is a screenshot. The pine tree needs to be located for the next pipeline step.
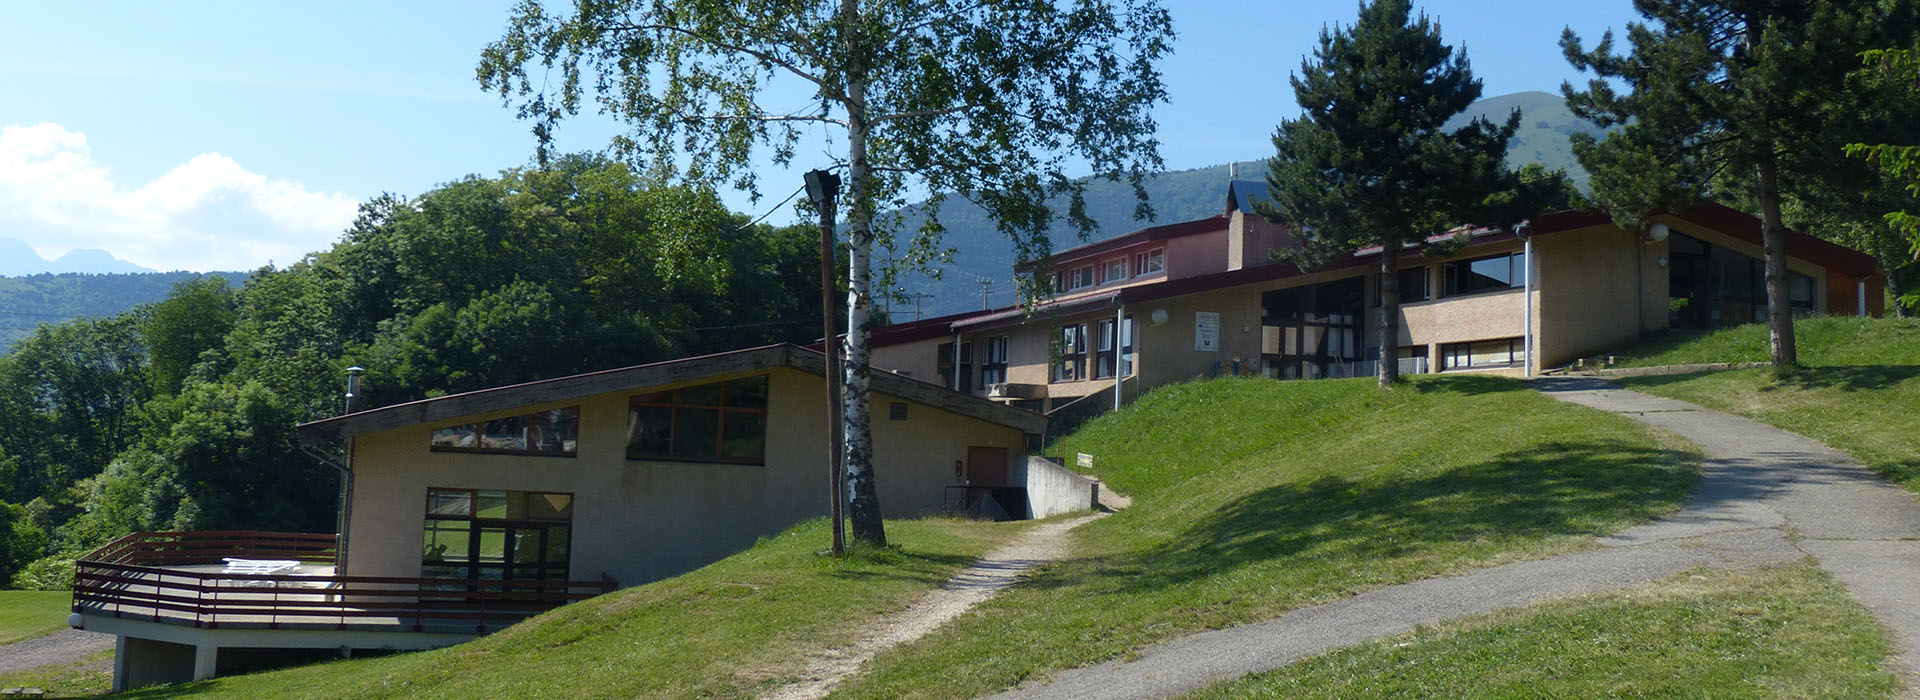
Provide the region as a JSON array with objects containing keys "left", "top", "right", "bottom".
[
  {"left": 1259, "top": 0, "right": 1543, "bottom": 388},
  {"left": 1564, "top": 1, "right": 1920, "bottom": 369}
]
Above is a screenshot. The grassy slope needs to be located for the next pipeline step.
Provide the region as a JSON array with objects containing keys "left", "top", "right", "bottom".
[
  {"left": 831, "top": 375, "right": 1697, "bottom": 700},
  {"left": 0, "top": 590, "right": 73, "bottom": 645},
  {"left": 1614, "top": 316, "right": 1920, "bottom": 491},
  {"left": 1187, "top": 565, "right": 1896, "bottom": 699},
  {"left": 124, "top": 518, "right": 1012, "bottom": 700}
]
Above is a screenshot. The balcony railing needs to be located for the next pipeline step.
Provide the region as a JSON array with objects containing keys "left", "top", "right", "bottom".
[{"left": 73, "top": 531, "right": 614, "bottom": 634}]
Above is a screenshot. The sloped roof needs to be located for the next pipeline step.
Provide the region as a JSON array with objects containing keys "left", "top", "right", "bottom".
[
  {"left": 1226, "top": 179, "right": 1272, "bottom": 214},
  {"left": 297, "top": 344, "right": 1047, "bottom": 444}
]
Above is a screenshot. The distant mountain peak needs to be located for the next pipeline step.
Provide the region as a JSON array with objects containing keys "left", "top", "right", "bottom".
[{"left": 0, "top": 238, "right": 154, "bottom": 276}]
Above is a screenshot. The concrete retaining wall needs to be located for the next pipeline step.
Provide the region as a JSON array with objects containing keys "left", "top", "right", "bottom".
[{"left": 1016, "top": 456, "right": 1098, "bottom": 519}]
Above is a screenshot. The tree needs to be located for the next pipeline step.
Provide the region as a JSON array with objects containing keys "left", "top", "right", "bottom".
[
  {"left": 1846, "top": 47, "right": 1920, "bottom": 302},
  {"left": 1563, "top": 1, "right": 1920, "bottom": 369},
  {"left": 478, "top": 0, "right": 1174, "bottom": 545},
  {"left": 1257, "top": 0, "right": 1549, "bottom": 388},
  {"left": 143, "top": 276, "right": 237, "bottom": 395}
]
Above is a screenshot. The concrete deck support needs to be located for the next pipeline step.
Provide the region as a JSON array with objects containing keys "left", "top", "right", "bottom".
[{"left": 83, "top": 613, "right": 475, "bottom": 691}]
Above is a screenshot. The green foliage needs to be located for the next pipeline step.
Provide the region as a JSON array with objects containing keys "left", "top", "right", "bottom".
[
  {"left": 142, "top": 276, "right": 238, "bottom": 395},
  {"left": 0, "top": 157, "right": 832, "bottom": 584},
  {"left": 1257, "top": 0, "right": 1563, "bottom": 385},
  {"left": 1846, "top": 47, "right": 1920, "bottom": 264},
  {"left": 1563, "top": 1, "right": 1920, "bottom": 365},
  {"left": 0, "top": 271, "right": 241, "bottom": 354},
  {"left": 8, "top": 556, "right": 73, "bottom": 591},
  {"left": 0, "top": 502, "right": 47, "bottom": 586}
]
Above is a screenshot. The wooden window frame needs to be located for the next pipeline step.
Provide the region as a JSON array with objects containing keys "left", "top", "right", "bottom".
[
  {"left": 429, "top": 406, "right": 580, "bottom": 457},
  {"left": 626, "top": 375, "right": 770, "bottom": 465}
]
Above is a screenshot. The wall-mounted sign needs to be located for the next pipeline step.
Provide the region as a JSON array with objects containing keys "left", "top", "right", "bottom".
[
  {"left": 1076, "top": 452, "right": 1093, "bottom": 468},
  {"left": 1195, "top": 311, "right": 1220, "bottom": 352}
]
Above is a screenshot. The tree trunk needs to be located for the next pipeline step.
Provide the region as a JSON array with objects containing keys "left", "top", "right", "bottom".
[
  {"left": 840, "top": 0, "right": 886, "bottom": 547},
  {"left": 1756, "top": 156, "right": 1798, "bottom": 369},
  {"left": 1377, "top": 234, "right": 1402, "bottom": 388}
]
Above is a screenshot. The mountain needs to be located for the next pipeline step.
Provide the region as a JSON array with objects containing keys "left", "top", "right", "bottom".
[
  {"left": 0, "top": 237, "right": 155, "bottom": 275},
  {"left": 0, "top": 271, "right": 246, "bottom": 353},
  {"left": 891, "top": 90, "right": 1602, "bottom": 318}
]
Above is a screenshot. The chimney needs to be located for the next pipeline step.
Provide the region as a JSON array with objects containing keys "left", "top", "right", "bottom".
[{"left": 344, "top": 366, "right": 365, "bottom": 414}]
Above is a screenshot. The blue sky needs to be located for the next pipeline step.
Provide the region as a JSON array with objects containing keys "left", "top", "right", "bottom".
[{"left": 0, "top": 1, "right": 1640, "bottom": 272}]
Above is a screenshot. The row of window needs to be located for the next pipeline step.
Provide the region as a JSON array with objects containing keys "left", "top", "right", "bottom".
[
  {"left": 938, "top": 336, "right": 1014, "bottom": 390},
  {"left": 1054, "top": 317, "right": 1135, "bottom": 382},
  {"left": 1054, "top": 249, "right": 1166, "bottom": 292},
  {"left": 1375, "top": 252, "right": 1529, "bottom": 305},
  {"left": 427, "top": 375, "right": 773, "bottom": 465}
]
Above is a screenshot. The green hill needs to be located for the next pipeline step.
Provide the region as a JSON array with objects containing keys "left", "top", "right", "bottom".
[
  {"left": 896, "top": 90, "right": 1600, "bottom": 317},
  {"left": 0, "top": 272, "right": 246, "bottom": 354},
  {"left": 124, "top": 374, "right": 1693, "bottom": 699}
]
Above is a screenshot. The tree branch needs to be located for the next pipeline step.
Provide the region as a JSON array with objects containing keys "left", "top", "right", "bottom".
[{"left": 603, "top": 22, "right": 831, "bottom": 94}]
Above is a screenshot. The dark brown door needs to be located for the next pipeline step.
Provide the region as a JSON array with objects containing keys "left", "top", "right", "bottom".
[{"left": 967, "top": 447, "right": 1010, "bottom": 487}]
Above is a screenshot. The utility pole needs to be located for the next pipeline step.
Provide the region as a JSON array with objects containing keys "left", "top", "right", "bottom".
[
  {"left": 977, "top": 277, "right": 994, "bottom": 310},
  {"left": 804, "top": 170, "right": 845, "bottom": 557}
]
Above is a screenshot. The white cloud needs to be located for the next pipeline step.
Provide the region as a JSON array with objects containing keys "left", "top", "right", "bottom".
[{"left": 0, "top": 123, "right": 358, "bottom": 271}]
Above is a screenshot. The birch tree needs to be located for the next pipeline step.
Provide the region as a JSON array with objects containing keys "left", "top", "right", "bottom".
[{"left": 478, "top": 1, "right": 1173, "bottom": 545}]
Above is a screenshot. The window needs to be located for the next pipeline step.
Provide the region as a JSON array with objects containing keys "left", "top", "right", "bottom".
[
  {"left": 422, "top": 488, "right": 572, "bottom": 581},
  {"left": 1135, "top": 249, "right": 1166, "bottom": 276},
  {"left": 1442, "top": 253, "right": 1526, "bottom": 297},
  {"left": 937, "top": 341, "right": 974, "bottom": 392},
  {"left": 1053, "top": 324, "right": 1088, "bottom": 382},
  {"left": 1378, "top": 266, "right": 1431, "bottom": 304},
  {"left": 1103, "top": 258, "right": 1128, "bottom": 284},
  {"left": 1093, "top": 317, "right": 1137, "bottom": 379},
  {"left": 1440, "top": 338, "right": 1522, "bottom": 370},
  {"left": 627, "top": 375, "right": 769, "bottom": 464},
  {"left": 1068, "top": 266, "right": 1096, "bottom": 290},
  {"left": 430, "top": 406, "right": 580, "bottom": 456},
  {"left": 981, "top": 336, "right": 1010, "bottom": 386},
  {"left": 1668, "top": 232, "right": 1818, "bottom": 329}
]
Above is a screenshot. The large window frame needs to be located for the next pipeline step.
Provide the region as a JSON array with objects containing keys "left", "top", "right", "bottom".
[
  {"left": 981, "top": 336, "right": 1010, "bottom": 386},
  {"left": 1442, "top": 252, "right": 1526, "bottom": 297},
  {"left": 626, "top": 375, "right": 770, "bottom": 465},
  {"left": 422, "top": 488, "right": 573, "bottom": 582},
  {"left": 1377, "top": 266, "right": 1431, "bottom": 305},
  {"left": 1053, "top": 324, "right": 1089, "bottom": 382},
  {"left": 1135, "top": 249, "right": 1166, "bottom": 277},
  {"left": 1103, "top": 258, "right": 1128, "bottom": 285},
  {"left": 1440, "top": 337, "right": 1522, "bottom": 371},
  {"left": 1092, "top": 316, "right": 1136, "bottom": 379},
  {"left": 430, "top": 406, "right": 580, "bottom": 457}
]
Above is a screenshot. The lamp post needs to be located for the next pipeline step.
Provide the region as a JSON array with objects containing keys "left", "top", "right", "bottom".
[{"left": 804, "top": 169, "right": 846, "bottom": 557}]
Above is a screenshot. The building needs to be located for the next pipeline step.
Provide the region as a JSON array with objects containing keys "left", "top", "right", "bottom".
[
  {"left": 871, "top": 181, "right": 1884, "bottom": 411},
  {"left": 72, "top": 343, "right": 1085, "bottom": 690}
]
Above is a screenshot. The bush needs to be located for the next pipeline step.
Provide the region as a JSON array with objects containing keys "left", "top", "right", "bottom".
[{"left": 11, "top": 556, "right": 75, "bottom": 591}]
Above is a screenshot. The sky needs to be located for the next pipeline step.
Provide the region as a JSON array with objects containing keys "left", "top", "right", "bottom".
[{"left": 0, "top": 1, "right": 1642, "bottom": 273}]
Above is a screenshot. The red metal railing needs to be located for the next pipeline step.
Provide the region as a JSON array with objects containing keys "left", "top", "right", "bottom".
[{"left": 73, "top": 531, "right": 613, "bottom": 633}]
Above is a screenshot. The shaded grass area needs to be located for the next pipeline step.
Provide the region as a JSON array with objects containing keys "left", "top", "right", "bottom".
[
  {"left": 1612, "top": 316, "right": 1920, "bottom": 491},
  {"left": 0, "top": 650, "right": 113, "bottom": 698},
  {"left": 1185, "top": 565, "right": 1897, "bottom": 699},
  {"left": 0, "top": 590, "right": 73, "bottom": 646},
  {"left": 120, "top": 518, "right": 1013, "bottom": 699},
  {"left": 831, "top": 375, "right": 1697, "bottom": 700}
]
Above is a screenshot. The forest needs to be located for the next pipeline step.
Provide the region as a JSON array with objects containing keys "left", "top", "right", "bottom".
[{"left": 0, "top": 155, "right": 828, "bottom": 587}]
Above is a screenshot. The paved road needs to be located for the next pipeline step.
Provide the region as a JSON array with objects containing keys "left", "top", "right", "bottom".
[{"left": 978, "top": 378, "right": 1920, "bottom": 699}]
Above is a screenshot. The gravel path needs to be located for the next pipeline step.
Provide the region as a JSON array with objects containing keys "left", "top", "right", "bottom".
[
  {"left": 761, "top": 511, "right": 1110, "bottom": 700},
  {"left": 0, "top": 628, "right": 114, "bottom": 674},
  {"left": 975, "top": 378, "right": 1920, "bottom": 699}
]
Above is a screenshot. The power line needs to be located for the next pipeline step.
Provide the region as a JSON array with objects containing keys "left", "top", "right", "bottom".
[{"left": 735, "top": 184, "right": 808, "bottom": 231}]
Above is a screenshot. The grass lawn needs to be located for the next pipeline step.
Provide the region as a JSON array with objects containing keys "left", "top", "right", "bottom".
[
  {"left": 0, "top": 650, "right": 113, "bottom": 698},
  {"left": 0, "top": 590, "right": 73, "bottom": 646},
  {"left": 1612, "top": 316, "right": 1920, "bottom": 491},
  {"left": 119, "top": 517, "right": 1015, "bottom": 699},
  {"left": 1184, "top": 565, "right": 1897, "bottom": 699},
  {"left": 829, "top": 374, "right": 1697, "bottom": 700}
]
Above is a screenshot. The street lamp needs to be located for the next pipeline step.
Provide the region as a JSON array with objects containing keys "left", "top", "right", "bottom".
[{"left": 804, "top": 169, "right": 846, "bottom": 557}]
